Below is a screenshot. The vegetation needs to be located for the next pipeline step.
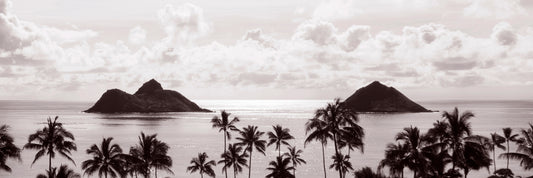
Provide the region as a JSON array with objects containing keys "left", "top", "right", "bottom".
[
  {"left": 265, "top": 156, "right": 294, "bottom": 178},
  {"left": 24, "top": 116, "right": 77, "bottom": 172},
  {"left": 218, "top": 144, "right": 248, "bottom": 178},
  {"left": 236, "top": 125, "right": 266, "bottom": 178},
  {"left": 211, "top": 110, "right": 240, "bottom": 178},
  {"left": 3, "top": 100, "right": 533, "bottom": 178},
  {"left": 267, "top": 125, "right": 294, "bottom": 157},
  {"left": 36, "top": 164, "right": 81, "bottom": 178},
  {"left": 0, "top": 124, "right": 21, "bottom": 172},
  {"left": 187, "top": 152, "right": 216, "bottom": 178},
  {"left": 82, "top": 137, "right": 125, "bottom": 178}
]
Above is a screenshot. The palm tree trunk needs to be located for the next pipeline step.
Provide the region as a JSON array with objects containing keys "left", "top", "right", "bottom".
[
  {"left": 155, "top": 168, "right": 158, "bottom": 178},
  {"left": 224, "top": 130, "right": 228, "bottom": 178},
  {"left": 506, "top": 141, "right": 510, "bottom": 169},
  {"left": 234, "top": 166, "right": 237, "bottom": 178},
  {"left": 413, "top": 170, "right": 416, "bottom": 178},
  {"left": 248, "top": 150, "right": 252, "bottom": 178},
  {"left": 278, "top": 142, "right": 281, "bottom": 157},
  {"left": 48, "top": 154, "right": 52, "bottom": 173},
  {"left": 464, "top": 168, "right": 468, "bottom": 178},
  {"left": 493, "top": 146, "right": 497, "bottom": 172},
  {"left": 105, "top": 173, "right": 108, "bottom": 178},
  {"left": 321, "top": 142, "right": 327, "bottom": 178},
  {"left": 333, "top": 133, "right": 342, "bottom": 178},
  {"left": 201, "top": 173, "right": 204, "bottom": 178},
  {"left": 401, "top": 170, "right": 404, "bottom": 178},
  {"left": 293, "top": 164, "right": 296, "bottom": 178}
]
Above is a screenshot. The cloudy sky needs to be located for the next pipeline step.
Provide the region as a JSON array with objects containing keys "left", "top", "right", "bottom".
[{"left": 1, "top": 0, "right": 533, "bottom": 101}]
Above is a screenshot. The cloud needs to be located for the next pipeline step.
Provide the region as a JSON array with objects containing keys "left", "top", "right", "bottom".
[
  {"left": 157, "top": 3, "right": 210, "bottom": 44},
  {"left": 463, "top": 0, "right": 526, "bottom": 19},
  {"left": 129, "top": 26, "right": 147, "bottom": 45},
  {"left": 491, "top": 22, "right": 517, "bottom": 46},
  {"left": 293, "top": 20, "right": 337, "bottom": 45}
]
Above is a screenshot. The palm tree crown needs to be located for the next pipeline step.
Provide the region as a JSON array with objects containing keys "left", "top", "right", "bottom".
[
  {"left": 501, "top": 127, "right": 520, "bottom": 169},
  {"left": 129, "top": 132, "right": 173, "bottom": 178},
  {"left": 236, "top": 125, "right": 266, "bottom": 178},
  {"left": 82, "top": 137, "right": 125, "bottom": 178},
  {"left": 218, "top": 144, "right": 248, "bottom": 178},
  {"left": 187, "top": 152, "right": 216, "bottom": 178},
  {"left": 330, "top": 153, "right": 353, "bottom": 178},
  {"left": 267, "top": 125, "right": 294, "bottom": 157},
  {"left": 500, "top": 123, "right": 533, "bottom": 170},
  {"left": 0, "top": 124, "right": 21, "bottom": 172},
  {"left": 265, "top": 156, "right": 295, "bottom": 178},
  {"left": 24, "top": 116, "right": 77, "bottom": 172},
  {"left": 283, "top": 146, "right": 306, "bottom": 177},
  {"left": 37, "top": 164, "right": 81, "bottom": 178}
]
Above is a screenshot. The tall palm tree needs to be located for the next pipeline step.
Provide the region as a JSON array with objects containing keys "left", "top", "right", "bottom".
[
  {"left": 441, "top": 107, "right": 475, "bottom": 170},
  {"left": 129, "top": 132, "right": 173, "bottom": 178},
  {"left": 236, "top": 125, "right": 266, "bottom": 178},
  {"left": 267, "top": 125, "right": 294, "bottom": 157},
  {"left": 0, "top": 124, "right": 21, "bottom": 172},
  {"left": 37, "top": 164, "right": 81, "bottom": 178},
  {"left": 489, "top": 132, "right": 505, "bottom": 172},
  {"left": 313, "top": 98, "right": 362, "bottom": 178},
  {"left": 211, "top": 110, "right": 240, "bottom": 178},
  {"left": 218, "top": 144, "right": 248, "bottom": 178},
  {"left": 82, "top": 137, "right": 125, "bottom": 178},
  {"left": 423, "top": 120, "right": 452, "bottom": 177},
  {"left": 395, "top": 126, "right": 428, "bottom": 178},
  {"left": 500, "top": 123, "right": 533, "bottom": 171},
  {"left": 330, "top": 153, "right": 353, "bottom": 178},
  {"left": 460, "top": 135, "right": 492, "bottom": 178},
  {"left": 24, "top": 116, "right": 77, "bottom": 172},
  {"left": 265, "top": 156, "right": 295, "bottom": 178},
  {"left": 501, "top": 127, "right": 519, "bottom": 169},
  {"left": 283, "top": 146, "right": 306, "bottom": 177},
  {"left": 187, "top": 152, "right": 216, "bottom": 178},
  {"left": 304, "top": 118, "right": 332, "bottom": 178},
  {"left": 378, "top": 143, "right": 408, "bottom": 178}
]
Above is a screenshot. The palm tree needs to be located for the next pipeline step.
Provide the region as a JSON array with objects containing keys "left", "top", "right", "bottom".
[
  {"left": 187, "top": 152, "right": 216, "bottom": 178},
  {"left": 0, "top": 124, "right": 21, "bottom": 172},
  {"left": 489, "top": 132, "right": 505, "bottom": 172},
  {"left": 218, "top": 144, "right": 248, "bottom": 178},
  {"left": 501, "top": 127, "right": 519, "bottom": 169},
  {"left": 211, "top": 110, "right": 240, "bottom": 178},
  {"left": 395, "top": 126, "right": 428, "bottom": 178},
  {"left": 330, "top": 153, "right": 353, "bottom": 178},
  {"left": 283, "top": 146, "right": 306, "bottom": 177},
  {"left": 500, "top": 123, "right": 533, "bottom": 171},
  {"left": 441, "top": 107, "right": 475, "bottom": 170},
  {"left": 129, "top": 132, "right": 173, "bottom": 178},
  {"left": 82, "top": 137, "right": 125, "bottom": 178},
  {"left": 236, "top": 125, "right": 266, "bottom": 178},
  {"left": 423, "top": 120, "right": 452, "bottom": 177},
  {"left": 378, "top": 143, "right": 408, "bottom": 178},
  {"left": 313, "top": 98, "right": 362, "bottom": 178},
  {"left": 265, "top": 156, "right": 294, "bottom": 178},
  {"left": 304, "top": 118, "right": 332, "bottom": 178},
  {"left": 460, "top": 135, "right": 492, "bottom": 178},
  {"left": 24, "top": 116, "right": 77, "bottom": 172},
  {"left": 267, "top": 125, "right": 294, "bottom": 157},
  {"left": 353, "top": 167, "right": 387, "bottom": 178},
  {"left": 338, "top": 124, "right": 364, "bottom": 157},
  {"left": 37, "top": 164, "right": 81, "bottom": 178}
]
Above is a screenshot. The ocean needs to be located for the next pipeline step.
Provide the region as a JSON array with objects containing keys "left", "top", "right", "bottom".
[{"left": 0, "top": 100, "right": 532, "bottom": 178}]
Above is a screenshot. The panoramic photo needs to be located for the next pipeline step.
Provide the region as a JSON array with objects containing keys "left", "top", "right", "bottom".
[{"left": 1, "top": 0, "right": 533, "bottom": 178}]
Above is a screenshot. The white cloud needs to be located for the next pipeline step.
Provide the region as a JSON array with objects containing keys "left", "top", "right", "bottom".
[
  {"left": 129, "top": 26, "right": 147, "bottom": 45},
  {"left": 463, "top": 0, "right": 526, "bottom": 19},
  {"left": 157, "top": 3, "right": 210, "bottom": 44}
]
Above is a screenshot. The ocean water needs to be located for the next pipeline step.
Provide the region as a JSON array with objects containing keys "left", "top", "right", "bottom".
[{"left": 0, "top": 100, "right": 532, "bottom": 178}]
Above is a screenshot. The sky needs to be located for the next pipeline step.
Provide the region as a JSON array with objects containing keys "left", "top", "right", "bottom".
[{"left": 1, "top": 0, "right": 533, "bottom": 101}]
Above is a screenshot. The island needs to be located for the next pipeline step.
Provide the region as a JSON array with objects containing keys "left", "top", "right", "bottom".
[
  {"left": 85, "top": 79, "right": 211, "bottom": 113},
  {"left": 343, "top": 81, "right": 431, "bottom": 112}
]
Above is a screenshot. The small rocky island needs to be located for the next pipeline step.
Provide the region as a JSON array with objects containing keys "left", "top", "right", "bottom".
[
  {"left": 343, "top": 81, "right": 431, "bottom": 112},
  {"left": 85, "top": 79, "right": 211, "bottom": 113}
]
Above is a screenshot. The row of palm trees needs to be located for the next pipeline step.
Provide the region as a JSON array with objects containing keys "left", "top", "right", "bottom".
[
  {"left": 1, "top": 99, "right": 532, "bottom": 178},
  {"left": 378, "top": 107, "right": 533, "bottom": 178},
  {"left": 188, "top": 110, "right": 307, "bottom": 178},
  {"left": 0, "top": 116, "right": 172, "bottom": 178}
]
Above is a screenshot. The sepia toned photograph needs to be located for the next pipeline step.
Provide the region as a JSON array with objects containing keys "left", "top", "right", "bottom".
[{"left": 1, "top": 0, "right": 533, "bottom": 177}]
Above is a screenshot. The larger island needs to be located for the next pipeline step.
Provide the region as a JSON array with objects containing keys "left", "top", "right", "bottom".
[{"left": 85, "top": 79, "right": 211, "bottom": 113}]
